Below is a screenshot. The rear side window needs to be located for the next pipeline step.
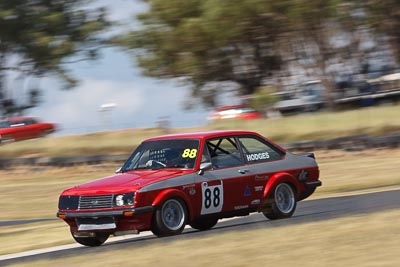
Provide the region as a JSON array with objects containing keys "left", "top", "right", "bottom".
[
  {"left": 22, "top": 118, "right": 37, "bottom": 125},
  {"left": 206, "top": 137, "right": 244, "bottom": 168},
  {"left": 239, "top": 137, "right": 284, "bottom": 163}
]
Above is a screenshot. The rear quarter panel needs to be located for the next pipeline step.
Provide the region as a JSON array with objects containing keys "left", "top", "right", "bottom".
[{"left": 256, "top": 152, "right": 319, "bottom": 201}]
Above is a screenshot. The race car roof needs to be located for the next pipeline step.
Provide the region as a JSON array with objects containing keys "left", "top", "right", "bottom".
[{"left": 145, "top": 130, "right": 262, "bottom": 142}]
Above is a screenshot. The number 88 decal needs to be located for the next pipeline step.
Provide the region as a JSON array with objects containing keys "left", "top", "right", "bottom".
[{"left": 201, "top": 181, "right": 224, "bottom": 215}]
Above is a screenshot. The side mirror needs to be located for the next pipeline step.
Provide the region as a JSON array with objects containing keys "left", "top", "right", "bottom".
[
  {"left": 198, "top": 162, "right": 212, "bottom": 175},
  {"left": 115, "top": 167, "right": 122, "bottom": 173}
]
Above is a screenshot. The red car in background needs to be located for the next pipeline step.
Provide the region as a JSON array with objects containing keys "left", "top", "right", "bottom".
[
  {"left": 207, "top": 105, "right": 262, "bottom": 121},
  {"left": 0, "top": 116, "right": 56, "bottom": 143}
]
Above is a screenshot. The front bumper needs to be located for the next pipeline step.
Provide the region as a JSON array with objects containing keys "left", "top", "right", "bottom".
[
  {"left": 57, "top": 205, "right": 154, "bottom": 219},
  {"left": 57, "top": 206, "right": 155, "bottom": 232}
]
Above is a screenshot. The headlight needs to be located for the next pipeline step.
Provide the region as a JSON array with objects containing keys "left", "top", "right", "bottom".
[
  {"left": 126, "top": 196, "right": 134, "bottom": 205},
  {"left": 125, "top": 192, "right": 135, "bottom": 206},
  {"left": 115, "top": 195, "right": 124, "bottom": 206},
  {"left": 114, "top": 193, "right": 135, "bottom": 207}
]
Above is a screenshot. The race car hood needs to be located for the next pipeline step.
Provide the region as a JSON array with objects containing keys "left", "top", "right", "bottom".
[{"left": 61, "top": 169, "right": 193, "bottom": 196}]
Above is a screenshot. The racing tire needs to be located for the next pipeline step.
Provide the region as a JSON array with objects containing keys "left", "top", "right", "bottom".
[
  {"left": 71, "top": 232, "right": 109, "bottom": 247},
  {"left": 39, "top": 129, "right": 53, "bottom": 138},
  {"left": 263, "top": 183, "right": 296, "bottom": 220},
  {"left": 151, "top": 198, "right": 187, "bottom": 237},
  {"left": 190, "top": 217, "right": 218, "bottom": 231}
]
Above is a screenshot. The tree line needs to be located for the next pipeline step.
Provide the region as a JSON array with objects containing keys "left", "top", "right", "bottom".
[{"left": 1, "top": 0, "right": 400, "bottom": 116}]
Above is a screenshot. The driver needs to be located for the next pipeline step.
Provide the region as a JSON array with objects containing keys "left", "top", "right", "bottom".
[{"left": 164, "top": 149, "right": 180, "bottom": 167}]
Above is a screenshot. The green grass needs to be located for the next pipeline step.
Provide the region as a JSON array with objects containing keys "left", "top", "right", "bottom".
[
  {"left": 0, "top": 105, "right": 399, "bottom": 158},
  {"left": 6, "top": 209, "right": 400, "bottom": 266}
]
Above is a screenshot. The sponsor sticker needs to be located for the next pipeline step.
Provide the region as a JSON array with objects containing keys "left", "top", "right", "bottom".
[
  {"left": 250, "top": 199, "right": 261, "bottom": 205},
  {"left": 183, "top": 183, "right": 196, "bottom": 196},
  {"left": 234, "top": 205, "right": 249, "bottom": 210},
  {"left": 189, "top": 189, "right": 196, "bottom": 196},
  {"left": 297, "top": 170, "right": 309, "bottom": 181},
  {"left": 244, "top": 186, "right": 251, "bottom": 196},
  {"left": 255, "top": 175, "right": 269, "bottom": 181},
  {"left": 182, "top": 183, "right": 195, "bottom": 190},
  {"left": 246, "top": 152, "right": 270, "bottom": 162},
  {"left": 254, "top": 186, "right": 264, "bottom": 192}
]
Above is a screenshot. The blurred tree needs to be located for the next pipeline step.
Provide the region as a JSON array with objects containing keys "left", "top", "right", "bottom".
[
  {"left": 117, "top": 0, "right": 290, "bottom": 107},
  {"left": 119, "top": 0, "right": 396, "bottom": 109},
  {"left": 365, "top": 0, "right": 400, "bottom": 63},
  {"left": 248, "top": 86, "right": 279, "bottom": 114},
  {"left": 285, "top": 0, "right": 353, "bottom": 109},
  {"left": 0, "top": 0, "right": 109, "bottom": 117}
]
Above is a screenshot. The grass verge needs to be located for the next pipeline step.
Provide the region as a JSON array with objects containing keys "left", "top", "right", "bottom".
[
  {"left": 211, "top": 104, "right": 400, "bottom": 142},
  {"left": 0, "top": 104, "right": 399, "bottom": 158},
  {"left": 5, "top": 209, "right": 400, "bottom": 267}
]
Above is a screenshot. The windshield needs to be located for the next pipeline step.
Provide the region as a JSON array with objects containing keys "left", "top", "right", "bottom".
[{"left": 122, "top": 139, "right": 200, "bottom": 171}]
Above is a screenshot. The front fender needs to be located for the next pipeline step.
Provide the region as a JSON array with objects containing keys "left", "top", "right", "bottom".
[
  {"left": 263, "top": 172, "right": 299, "bottom": 200},
  {"left": 152, "top": 189, "right": 194, "bottom": 221}
]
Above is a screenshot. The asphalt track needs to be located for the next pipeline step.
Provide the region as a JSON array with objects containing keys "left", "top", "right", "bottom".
[{"left": 1, "top": 189, "right": 399, "bottom": 266}]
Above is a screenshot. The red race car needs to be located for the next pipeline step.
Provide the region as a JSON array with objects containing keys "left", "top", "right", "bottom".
[
  {"left": 57, "top": 130, "right": 321, "bottom": 246},
  {"left": 0, "top": 116, "right": 56, "bottom": 143},
  {"left": 207, "top": 105, "right": 262, "bottom": 121}
]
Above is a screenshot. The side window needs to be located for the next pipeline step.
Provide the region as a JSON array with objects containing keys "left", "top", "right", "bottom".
[
  {"left": 23, "top": 119, "right": 36, "bottom": 125},
  {"left": 206, "top": 137, "right": 243, "bottom": 168},
  {"left": 11, "top": 120, "right": 25, "bottom": 127},
  {"left": 239, "top": 137, "right": 284, "bottom": 163}
]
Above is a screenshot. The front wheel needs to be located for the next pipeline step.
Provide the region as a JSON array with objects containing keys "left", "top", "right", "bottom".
[
  {"left": 151, "top": 198, "right": 187, "bottom": 237},
  {"left": 0, "top": 134, "right": 14, "bottom": 144},
  {"left": 263, "top": 183, "right": 296, "bottom": 220},
  {"left": 71, "top": 232, "right": 109, "bottom": 247}
]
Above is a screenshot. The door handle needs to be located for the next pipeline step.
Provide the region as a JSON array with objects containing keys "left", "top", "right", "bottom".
[{"left": 238, "top": 169, "right": 249, "bottom": 174}]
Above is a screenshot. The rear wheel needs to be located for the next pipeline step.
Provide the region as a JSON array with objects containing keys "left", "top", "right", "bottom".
[
  {"left": 151, "top": 198, "right": 187, "bottom": 237},
  {"left": 190, "top": 217, "right": 218, "bottom": 231},
  {"left": 71, "top": 232, "right": 109, "bottom": 247},
  {"left": 263, "top": 183, "right": 296, "bottom": 220}
]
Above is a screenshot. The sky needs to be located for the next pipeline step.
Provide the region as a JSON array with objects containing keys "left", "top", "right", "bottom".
[{"left": 28, "top": 0, "right": 210, "bottom": 135}]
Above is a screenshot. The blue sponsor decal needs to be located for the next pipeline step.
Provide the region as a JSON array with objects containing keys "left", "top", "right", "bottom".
[{"left": 244, "top": 186, "right": 251, "bottom": 197}]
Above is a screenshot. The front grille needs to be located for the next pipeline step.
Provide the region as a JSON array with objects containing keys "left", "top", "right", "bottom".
[
  {"left": 58, "top": 196, "right": 79, "bottom": 210},
  {"left": 78, "top": 194, "right": 114, "bottom": 210}
]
